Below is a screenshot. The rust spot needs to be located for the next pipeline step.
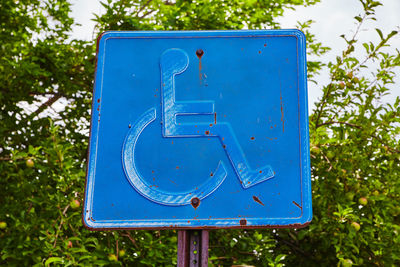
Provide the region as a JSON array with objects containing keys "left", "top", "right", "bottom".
[
  {"left": 196, "top": 49, "right": 204, "bottom": 58},
  {"left": 214, "top": 113, "right": 217, "bottom": 124},
  {"left": 209, "top": 124, "right": 213, "bottom": 127},
  {"left": 176, "top": 166, "right": 179, "bottom": 169},
  {"left": 191, "top": 197, "right": 200, "bottom": 209},
  {"left": 259, "top": 170, "right": 262, "bottom": 173},
  {"left": 253, "top": 196, "right": 265, "bottom": 206},
  {"left": 152, "top": 170, "right": 155, "bottom": 174},
  {"left": 258, "top": 50, "right": 261, "bottom": 54},
  {"left": 264, "top": 43, "right": 267, "bottom": 47},
  {"left": 128, "top": 124, "right": 131, "bottom": 128},
  {"left": 196, "top": 49, "right": 204, "bottom": 83},
  {"left": 154, "top": 94, "right": 157, "bottom": 97},
  {"left": 250, "top": 137, "right": 255, "bottom": 140},
  {"left": 223, "top": 145, "right": 226, "bottom": 149},
  {"left": 210, "top": 172, "right": 214, "bottom": 177},
  {"left": 97, "top": 98, "right": 100, "bottom": 103},
  {"left": 152, "top": 177, "right": 155, "bottom": 181},
  {"left": 171, "top": 141, "right": 174, "bottom": 144},
  {"left": 205, "top": 131, "right": 210, "bottom": 135},
  {"left": 292, "top": 201, "right": 302, "bottom": 210},
  {"left": 90, "top": 217, "right": 96, "bottom": 221},
  {"left": 188, "top": 220, "right": 190, "bottom": 223},
  {"left": 240, "top": 219, "right": 247, "bottom": 226}
]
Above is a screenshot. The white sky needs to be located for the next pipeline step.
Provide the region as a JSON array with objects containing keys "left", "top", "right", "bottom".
[{"left": 69, "top": 0, "right": 400, "bottom": 110}]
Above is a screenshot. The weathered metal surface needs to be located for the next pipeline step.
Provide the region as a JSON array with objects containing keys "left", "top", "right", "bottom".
[
  {"left": 83, "top": 30, "right": 312, "bottom": 229},
  {"left": 178, "top": 231, "right": 189, "bottom": 266},
  {"left": 178, "top": 230, "right": 208, "bottom": 267}
]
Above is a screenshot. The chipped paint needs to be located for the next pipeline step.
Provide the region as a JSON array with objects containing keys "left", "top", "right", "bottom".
[
  {"left": 292, "top": 201, "right": 302, "bottom": 211},
  {"left": 252, "top": 196, "right": 265, "bottom": 206}
]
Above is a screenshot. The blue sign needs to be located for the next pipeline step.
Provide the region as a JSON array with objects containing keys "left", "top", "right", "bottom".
[{"left": 83, "top": 30, "right": 312, "bottom": 229}]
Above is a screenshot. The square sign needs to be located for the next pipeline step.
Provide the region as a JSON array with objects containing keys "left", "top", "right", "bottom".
[{"left": 83, "top": 30, "right": 312, "bottom": 229}]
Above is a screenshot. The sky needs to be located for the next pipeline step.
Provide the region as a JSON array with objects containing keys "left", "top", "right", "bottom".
[{"left": 69, "top": 0, "right": 400, "bottom": 110}]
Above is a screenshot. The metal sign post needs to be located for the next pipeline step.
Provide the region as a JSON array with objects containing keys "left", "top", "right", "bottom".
[
  {"left": 83, "top": 30, "right": 312, "bottom": 264},
  {"left": 178, "top": 230, "right": 208, "bottom": 267}
]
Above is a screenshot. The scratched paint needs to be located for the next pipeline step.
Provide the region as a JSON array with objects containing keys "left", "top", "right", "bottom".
[{"left": 252, "top": 196, "right": 265, "bottom": 206}]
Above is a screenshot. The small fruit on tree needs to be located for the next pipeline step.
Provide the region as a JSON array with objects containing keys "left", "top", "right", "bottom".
[
  {"left": 326, "top": 151, "right": 335, "bottom": 159},
  {"left": 70, "top": 199, "right": 80, "bottom": 209},
  {"left": 346, "top": 72, "right": 353, "bottom": 79},
  {"left": 119, "top": 249, "right": 126, "bottom": 257},
  {"left": 351, "top": 222, "right": 360, "bottom": 231},
  {"left": 26, "top": 159, "right": 34, "bottom": 168},
  {"left": 311, "top": 146, "right": 320, "bottom": 154},
  {"left": 339, "top": 82, "right": 345, "bottom": 89},
  {"left": 108, "top": 254, "right": 118, "bottom": 262},
  {"left": 345, "top": 192, "right": 355, "bottom": 201},
  {"left": 358, "top": 197, "right": 368, "bottom": 205},
  {"left": 342, "top": 258, "right": 354, "bottom": 267},
  {"left": 0, "top": 221, "right": 7, "bottom": 229}
]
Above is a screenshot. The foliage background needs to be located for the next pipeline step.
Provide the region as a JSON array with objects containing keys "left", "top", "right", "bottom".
[{"left": 1, "top": 0, "right": 399, "bottom": 266}]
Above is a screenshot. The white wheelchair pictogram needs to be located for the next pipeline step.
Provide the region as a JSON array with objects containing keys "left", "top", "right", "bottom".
[{"left": 122, "top": 48, "right": 275, "bottom": 206}]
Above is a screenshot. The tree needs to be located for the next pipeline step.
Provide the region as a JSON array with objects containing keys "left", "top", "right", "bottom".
[{"left": 1, "top": 0, "right": 399, "bottom": 266}]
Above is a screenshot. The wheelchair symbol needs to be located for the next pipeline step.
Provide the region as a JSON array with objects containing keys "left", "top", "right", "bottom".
[{"left": 122, "top": 48, "right": 275, "bottom": 206}]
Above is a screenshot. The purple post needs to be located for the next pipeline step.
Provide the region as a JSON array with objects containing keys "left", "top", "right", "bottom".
[{"left": 177, "top": 230, "right": 209, "bottom": 267}]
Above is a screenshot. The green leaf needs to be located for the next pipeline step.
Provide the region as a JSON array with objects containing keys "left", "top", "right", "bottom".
[
  {"left": 376, "top": 28, "right": 383, "bottom": 40},
  {"left": 45, "top": 257, "right": 63, "bottom": 266}
]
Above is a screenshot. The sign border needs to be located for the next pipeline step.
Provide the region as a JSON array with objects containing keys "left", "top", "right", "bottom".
[{"left": 83, "top": 30, "right": 312, "bottom": 230}]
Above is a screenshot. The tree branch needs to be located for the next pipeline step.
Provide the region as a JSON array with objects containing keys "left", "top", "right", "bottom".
[
  {"left": 135, "top": 0, "right": 152, "bottom": 17},
  {"left": 316, "top": 121, "right": 362, "bottom": 129},
  {"left": 32, "top": 93, "right": 62, "bottom": 117},
  {"left": 121, "top": 231, "right": 139, "bottom": 248}
]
